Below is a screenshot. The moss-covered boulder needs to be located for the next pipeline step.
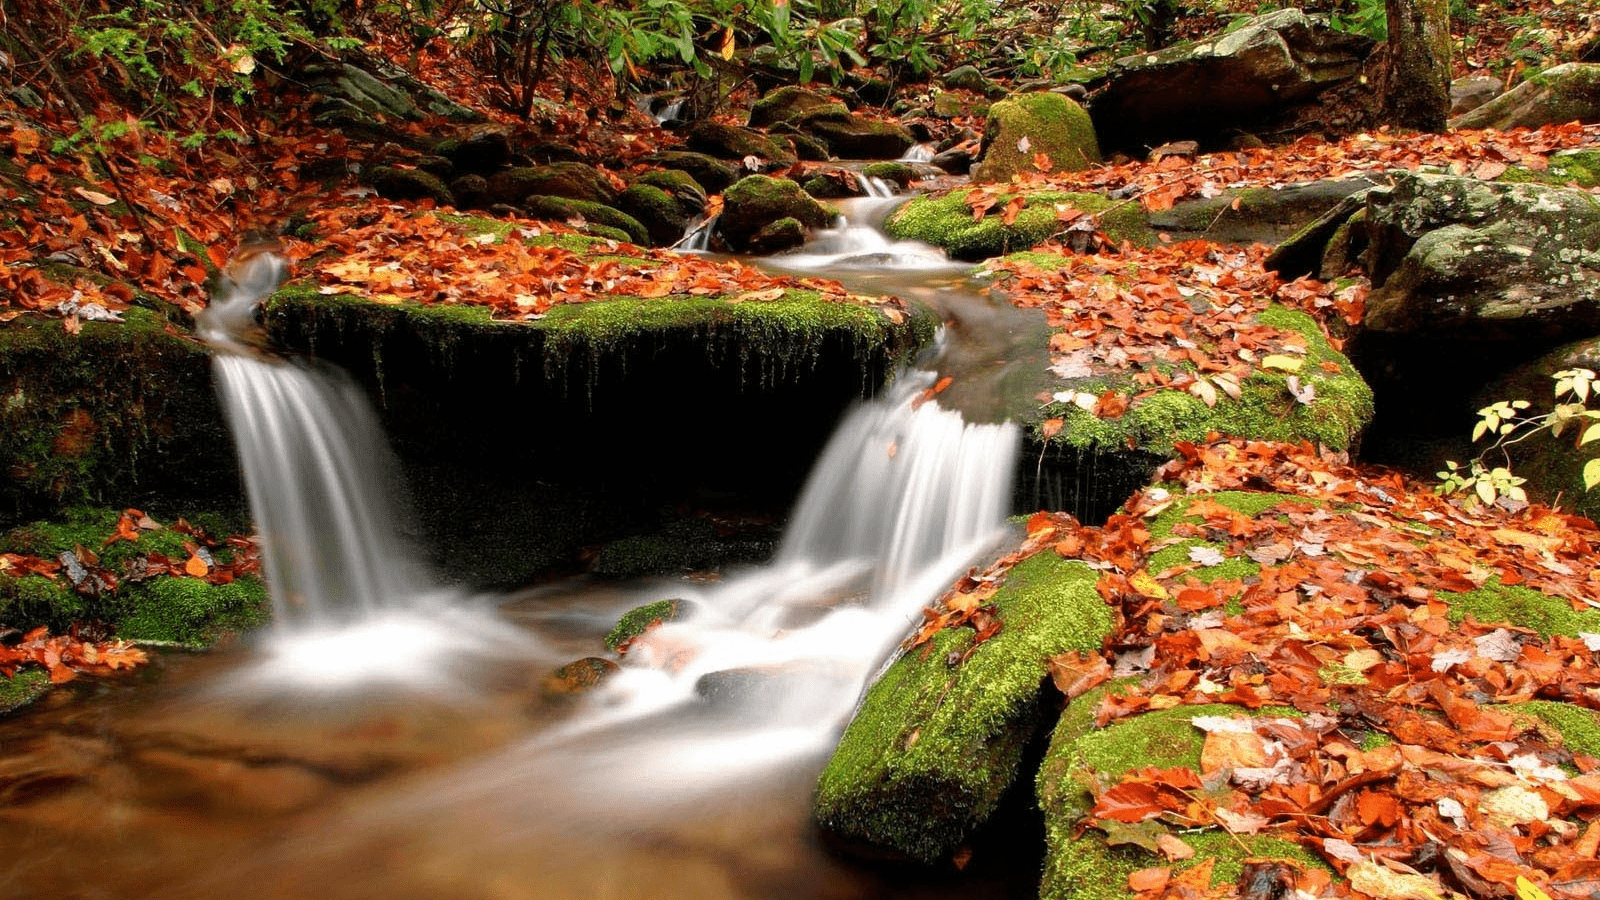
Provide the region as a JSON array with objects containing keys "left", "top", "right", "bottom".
[
  {"left": 862, "top": 162, "right": 916, "bottom": 190},
  {"left": 749, "top": 86, "right": 847, "bottom": 129},
  {"left": 795, "top": 110, "right": 916, "bottom": 160},
  {"left": 365, "top": 165, "right": 454, "bottom": 206},
  {"left": 1038, "top": 695, "right": 1327, "bottom": 900},
  {"left": 640, "top": 151, "right": 740, "bottom": 195},
  {"left": 485, "top": 161, "right": 618, "bottom": 207},
  {"left": 0, "top": 308, "right": 240, "bottom": 526},
  {"left": 630, "top": 169, "right": 709, "bottom": 219},
  {"left": 604, "top": 597, "right": 689, "bottom": 651},
  {"left": 971, "top": 93, "right": 1101, "bottom": 183},
  {"left": 1150, "top": 177, "right": 1374, "bottom": 247},
  {"left": 939, "top": 65, "right": 1007, "bottom": 100},
  {"left": 685, "top": 122, "right": 796, "bottom": 166},
  {"left": 434, "top": 126, "right": 512, "bottom": 175},
  {"left": 1450, "top": 63, "right": 1600, "bottom": 131},
  {"left": 717, "top": 175, "right": 832, "bottom": 253},
  {"left": 521, "top": 196, "right": 650, "bottom": 246},
  {"left": 614, "top": 183, "right": 692, "bottom": 247},
  {"left": 814, "top": 551, "right": 1115, "bottom": 863},
  {"left": 885, "top": 189, "right": 1151, "bottom": 261}
]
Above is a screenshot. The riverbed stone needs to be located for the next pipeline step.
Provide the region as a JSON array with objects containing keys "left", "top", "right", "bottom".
[
  {"left": 684, "top": 121, "right": 796, "bottom": 166},
  {"left": 1450, "top": 63, "right": 1600, "bottom": 131},
  {"left": 716, "top": 175, "right": 831, "bottom": 253},
  {"left": 749, "top": 86, "right": 847, "bottom": 129},
  {"left": 486, "top": 161, "right": 618, "bottom": 206},
  {"left": 615, "top": 183, "right": 692, "bottom": 247},
  {"left": 970, "top": 92, "right": 1100, "bottom": 183},
  {"left": 641, "top": 151, "right": 740, "bottom": 195},
  {"left": 630, "top": 169, "right": 708, "bottom": 219},
  {"left": 815, "top": 551, "right": 1115, "bottom": 863}
]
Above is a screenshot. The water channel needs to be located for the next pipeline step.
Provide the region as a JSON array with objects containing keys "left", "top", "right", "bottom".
[{"left": 0, "top": 191, "right": 1054, "bottom": 900}]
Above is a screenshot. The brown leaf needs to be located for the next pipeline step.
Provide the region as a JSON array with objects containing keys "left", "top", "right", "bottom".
[
  {"left": 1047, "top": 650, "right": 1111, "bottom": 700},
  {"left": 1129, "top": 867, "right": 1171, "bottom": 893}
]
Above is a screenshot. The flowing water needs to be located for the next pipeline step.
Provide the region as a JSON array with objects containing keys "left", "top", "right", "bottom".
[{"left": 0, "top": 206, "right": 1049, "bottom": 900}]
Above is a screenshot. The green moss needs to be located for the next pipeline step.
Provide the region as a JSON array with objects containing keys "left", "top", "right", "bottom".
[
  {"left": 1442, "top": 578, "right": 1600, "bottom": 638},
  {"left": 521, "top": 196, "right": 650, "bottom": 246},
  {"left": 1038, "top": 700, "right": 1322, "bottom": 900},
  {"left": 115, "top": 575, "right": 268, "bottom": 645},
  {"left": 971, "top": 92, "right": 1101, "bottom": 183},
  {"left": 1144, "top": 491, "right": 1316, "bottom": 582},
  {"left": 887, "top": 190, "right": 1151, "bottom": 262},
  {"left": 1036, "top": 306, "right": 1371, "bottom": 455},
  {"left": 0, "top": 668, "right": 50, "bottom": 715},
  {"left": 815, "top": 552, "right": 1115, "bottom": 862},
  {"left": 604, "top": 597, "right": 686, "bottom": 651},
  {"left": 1510, "top": 700, "right": 1600, "bottom": 759}
]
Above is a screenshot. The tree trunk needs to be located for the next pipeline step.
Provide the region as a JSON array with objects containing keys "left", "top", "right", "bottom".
[{"left": 1383, "top": 0, "right": 1451, "bottom": 131}]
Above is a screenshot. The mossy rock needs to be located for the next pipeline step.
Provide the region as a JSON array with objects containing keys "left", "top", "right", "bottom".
[
  {"left": 0, "top": 668, "right": 50, "bottom": 715},
  {"left": 0, "top": 308, "right": 240, "bottom": 526},
  {"left": 1028, "top": 306, "right": 1373, "bottom": 457},
  {"left": 0, "top": 506, "right": 267, "bottom": 643},
  {"left": 1507, "top": 700, "right": 1600, "bottom": 760},
  {"left": 814, "top": 551, "right": 1115, "bottom": 863},
  {"left": 684, "top": 122, "right": 796, "bottom": 165},
  {"left": 1498, "top": 149, "right": 1600, "bottom": 190},
  {"left": 717, "top": 175, "right": 831, "bottom": 254},
  {"left": 886, "top": 189, "right": 1152, "bottom": 262},
  {"left": 485, "top": 162, "right": 618, "bottom": 206},
  {"left": 796, "top": 111, "right": 915, "bottom": 160},
  {"left": 862, "top": 162, "right": 916, "bottom": 189},
  {"left": 971, "top": 93, "right": 1101, "bottom": 184},
  {"left": 542, "top": 656, "right": 621, "bottom": 699},
  {"left": 604, "top": 597, "right": 688, "bottom": 651},
  {"left": 1450, "top": 62, "right": 1600, "bottom": 131},
  {"left": 1440, "top": 578, "right": 1600, "bottom": 639},
  {"left": 640, "top": 151, "right": 740, "bottom": 195},
  {"left": 521, "top": 196, "right": 650, "bottom": 246},
  {"left": 630, "top": 169, "right": 708, "bottom": 219},
  {"left": 614, "top": 183, "right": 692, "bottom": 247},
  {"left": 749, "top": 86, "right": 847, "bottom": 129},
  {"left": 365, "top": 165, "right": 454, "bottom": 206},
  {"left": 1037, "top": 693, "right": 1326, "bottom": 900}
]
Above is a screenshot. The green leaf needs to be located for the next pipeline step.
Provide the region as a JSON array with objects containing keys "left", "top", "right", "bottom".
[
  {"left": 1584, "top": 458, "right": 1600, "bottom": 491},
  {"left": 1582, "top": 423, "right": 1600, "bottom": 446}
]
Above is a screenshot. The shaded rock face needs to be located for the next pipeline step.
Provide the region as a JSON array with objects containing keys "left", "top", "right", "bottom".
[
  {"left": 749, "top": 86, "right": 847, "bottom": 129},
  {"left": 1360, "top": 173, "right": 1600, "bottom": 344},
  {"left": 640, "top": 151, "right": 740, "bottom": 195},
  {"left": 972, "top": 92, "right": 1101, "bottom": 183},
  {"left": 1089, "top": 9, "right": 1374, "bottom": 155},
  {"left": 794, "top": 110, "right": 916, "bottom": 160},
  {"left": 1450, "top": 75, "right": 1502, "bottom": 118},
  {"left": 486, "top": 161, "right": 617, "bottom": 206},
  {"left": 1450, "top": 63, "right": 1600, "bottom": 131},
  {"left": 717, "top": 175, "right": 831, "bottom": 253},
  {"left": 684, "top": 121, "right": 796, "bottom": 166}
]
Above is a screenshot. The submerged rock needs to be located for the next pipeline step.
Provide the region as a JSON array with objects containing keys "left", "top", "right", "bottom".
[
  {"left": 605, "top": 598, "right": 688, "bottom": 652},
  {"left": 542, "top": 657, "right": 621, "bottom": 698}
]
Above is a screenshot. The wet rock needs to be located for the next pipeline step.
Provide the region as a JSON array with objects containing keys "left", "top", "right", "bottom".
[
  {"left": 1450, "top": 63, "right": 1600, "bottom": 131},
  {"left": 930, "top": 146, "right": 974, "bottom": 175},
  {"left": 886, "top": 189, "right": 1149, "bottom": 261},
  {"left": 630, "top": 169, "right": 708, "bottom": 219},
  {"left": 748, "top": 216, "right": 809, "bottom": 253},
  {"left": 769, "top": 124, "right": 833, "bottom": 161},
  {"left": 684, "top": 121, "right": 796, "bottom": 166},
  {"left": 716, "top": 175, "right": 831, "bottom": 254},
  {"left": 641, "top": 151, "right": 740, "bottom": 195},
  {"left": 1450, "top": 75, "right": 1502, "bottom": 118},
  {"left": 862, "top": 161, "right": 916, "bottom": 190},
  {"left": 134, "top": 748, "right": 331, "bottom": 815},
  {"left": 749, "top": 86, "right": 848, "bottom": 129},
  {"left": 542, "top": 656, "right": 621, "bottom": 698},
  {"left": 486, "top": 161, "right": 618, "bottom": 207},
  {"left": 971, "top": 92, "right": 1101, "bottom": 183},
  {"left": 615, "top": 183, "right": 693, "bottom": 247},
  {"left": 694, "top": 663, "right": 850, "bottom": 718},
  {"left": 816, "top": 552, "right": 1114, "bottom": 864},
  {"left": 605, "top": 598, "right": 688, "bottom": 652},
  {"left": 802, "top": 167, "right": 880, "bottom": 199},
  {"left": 1089, "top": 9, "right": 1374, "bottom": 154}
]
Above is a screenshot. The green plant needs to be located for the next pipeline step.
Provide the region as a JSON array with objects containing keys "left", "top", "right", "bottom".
[
  {"left": 1329, "top": 0, "right": 1387, "bottom": 41},
  {"left": 1438, "top": 368, "right": 1600, "bottom": 506}
]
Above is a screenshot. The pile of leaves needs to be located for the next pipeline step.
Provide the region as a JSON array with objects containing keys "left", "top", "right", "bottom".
[{"left": 912, "top": 438, "right": 1600, "bottom": 899}]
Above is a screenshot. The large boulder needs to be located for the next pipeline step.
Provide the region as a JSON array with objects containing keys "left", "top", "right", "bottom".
[
  {"left": 971, "top": 92, "right": 1101, "bottom": 183},
  {"left": 1089, "top": 9, "right": 1374, "bottom": 155},
  {"left": 716, "top": 175, "right": 831, "bottom": 253},
  {"left": 748, "top": 86, "right": 847, "bottom": 129},
  {"left": 640, "top": 151, "right": 740, "bottom": 195},
  {"left": 614, "top": 184, "right": 693, "bottom": 247},
  {"left": 792, "top": 109, "right": 916, "bottom": 160},
  {"left": 684, "top": 121, "right": 796, "bottom": 166},
  {"left": 1450, "top": 63, "right": 1600, "bottom": 131},
  {"left": 1359, "top": 173, "right": 1600, "bottom": 344},
  {"left": 434, "top": 126, "right": 512, "bottom": 175},
  {"left": 485, "top": 161, "right": 618, "bottom": 206}
]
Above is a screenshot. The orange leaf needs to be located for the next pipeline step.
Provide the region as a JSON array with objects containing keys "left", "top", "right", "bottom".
[
  {"left": 184, "top": 552, "right": 209, "bottom": 577},
  {"left": 1001, "top": 195, "right": 1026, "bottom": 226},
  {"left": 1040, "top": 418, "right": 1065, "bottom": 440},
  {"left": 1129, "top": 868, "right": 1171, "bottom": 893}
]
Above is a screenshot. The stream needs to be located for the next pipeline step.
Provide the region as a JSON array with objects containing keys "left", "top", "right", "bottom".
[{"left": 0, "top": 191, "right": 1051, "bottom": 900}]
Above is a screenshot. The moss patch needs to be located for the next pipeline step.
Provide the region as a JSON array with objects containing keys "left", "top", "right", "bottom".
[
  {"left": 1441, "top": 578, "right": 1600, "bottom": 639},
  {"left": 886, "top": 190, "right": 1151, "bottom": 262},
  {"left": 814, "top": 551, "right": 1114, "bottom": 863},
  {"left": 971, "top": 92, "right": 1101, "bottom": 183},
  {"left": 1032, "top": 306, "right": 1372, "bottom": 456},
  {"left": 604, "top": 597, "right": 687, "bottom": 651},
  {"left": 0, "top": 668, "right": 50, "bottom": 715},
  {"left": 1509, "top": 700, "right": 1600, "bottom": 759}
]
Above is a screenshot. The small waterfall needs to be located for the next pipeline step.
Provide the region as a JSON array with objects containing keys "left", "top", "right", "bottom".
[
  {"left": 675, "top": 214, "right": 717, "bottom": 253},
  {"left": 900, "top": 142, "right": 936, "bottom": 163},
  {"left": 861, "top": 174, "right": 895, "bottom": 198}
]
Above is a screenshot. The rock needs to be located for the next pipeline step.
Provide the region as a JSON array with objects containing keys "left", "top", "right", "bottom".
[
  {"left": 521, "top": 196, "right": 650, "bottom": 246},
  {"left": 930, "top": 90, "right": 966, "bottom": 119},
  {"left": 1359, "top": 173, "right": 1600, "bottom": 344},
  {"left": 365, "top": 166, "right": 454, "bottom": 206},
  {"left": 716, "top": 175, "right": 831, "bottom": 254},
  {"left": 448, "top": 174, "right": 490, "bottom": 210},
  {"left": 1478, "top": 337, "right": 1600, "bottom": 521},
  {"left": 749, "top": 86, "right": 847, "bottom": 129},
  {"left": 769, "top": 124, "right": 833, "bottom": 161},
  {"left": 861, "top": 162, "right": 917, "bottom": 190},
  {"left": 802, "top": 168, "right": 878, "bottom": 199},
  {"left": 605, "top": 598, "right": 688, "bottom": 652},
  {"left": 684, "top": 121, "right": 796, "bottom": 166},
  {"left": 320, "top": 62, "right": 423, "bottom": 121},
  {"left": 793, "top": 110, "right": 916, "bottom": 160},
  {"left": 694, "top": 663, "right": 854, "bottom": 720},
  {"left": 641, "top": 151, "right": 740, "bottom": 195},
  {"left": 615, "top": 183, "right": 693, "bottom": 246},
  {"left": 1450, "top": 62, "right": 1600, "bottom": 131},
  {"left": 523, "top": 140, "right": 592, "bottom": 165},
  {"left": 485, "top": 161, "right": 617, "bottom": 207},
  {"left": 435, "top": 126, "right": 512, "bottom": 175},
  {"left": 970, "top": 92, "right": 1101, "bottom": 183},
  {"left": 886, "top": 189, "right": 1150, "bottom": 261},
  {"left": 630, "top": 169, "right": 708, "bottom": 219},
  {"left": 930, "top": 147, "right": 974, "bottom": 175},
  {"left": 542, "top": 657, "right": 621, "bottom": 698},
  {"left": 815, "top": 552, "right": 1114, "bottom": 864},
  {"left": 748, "top": 217, "right": 809, "bottom": 253},
  {"left": 939, "top": 64, "right": 1006, "bottom": 99},
  {"left": 1150, "top": 176, "right": 1379, "bottom": 246},
  {"left": 1450, "top": 75, "right": 1503, "bottom": 117},
  {"left": 1089, "top": 9, "right": 1375, "bottom": 155}
]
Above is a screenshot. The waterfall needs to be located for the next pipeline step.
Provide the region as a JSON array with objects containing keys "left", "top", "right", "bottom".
[
  {"left": 861, "top": 174, "right": 895, "bottom": 198},
  {"left": 900, "top": 142, "right": 936, "bottom": 163}
]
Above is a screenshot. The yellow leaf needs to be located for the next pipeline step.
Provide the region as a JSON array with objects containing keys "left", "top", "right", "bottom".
[
  {"left": 1348, "top": 861, "right": 1444, "bottom": 900},
  {"left": 1129, "top": 569, "right": 1168, "bottom": 599},
  {"left": 720, "top": 26, "right": 736, "bottom": 60},
  {"left": 1261, "top": 354, "right": 1304, "bottom": 372},
  {"left": 1517, "top": 876, "right": 1554, "bottom": 900}
]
